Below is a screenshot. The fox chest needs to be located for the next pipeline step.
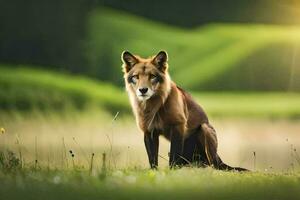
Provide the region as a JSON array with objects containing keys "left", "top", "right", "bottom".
[{"left": 137, "top": 113, "right": 164, "bottom": 133}]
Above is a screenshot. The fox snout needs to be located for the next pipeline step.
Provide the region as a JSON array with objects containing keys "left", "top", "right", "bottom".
[
  {"left": 139, "top": 88, "right": 148, "bottom": 94},
  {"left": 136, "top": 87, "right": 154, "bottom": 100}
]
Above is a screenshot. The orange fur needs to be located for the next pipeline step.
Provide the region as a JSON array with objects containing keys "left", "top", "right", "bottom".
[{"left": 121, "top": 50, "right": 248, "bottom": 171}]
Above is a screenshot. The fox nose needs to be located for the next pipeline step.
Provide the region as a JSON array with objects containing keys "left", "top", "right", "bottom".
[{"left": 139, "top": 88, "right": 148, "bottom": 94}]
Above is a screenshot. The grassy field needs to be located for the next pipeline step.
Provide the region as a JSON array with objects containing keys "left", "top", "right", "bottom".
[
  {"left": 1, "top": 112, "right": 300, "bottom": 200},
  {"left": 0, "top": 167, "right": 300, "bottom": 200},
  {"left": 85, "top": 7, "right": 300, "bottom": 91},
  {"left": 1, "top": 65, "right": 300, "bottom": 119},
  {"left": 1, "top": 111, "right": 300, "bottom": 170},
  {"left": 1, "top": 123, "right": 300, "bottom": 200}
]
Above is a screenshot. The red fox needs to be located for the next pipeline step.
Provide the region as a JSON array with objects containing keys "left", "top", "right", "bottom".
[{"left": 121, "top": 50, "right": 247, "bottom": 171}]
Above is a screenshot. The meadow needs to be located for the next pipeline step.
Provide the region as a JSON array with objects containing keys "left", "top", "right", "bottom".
[
  {"left": 1, "top": 168, "right": 300, "bottom": 200},
  {"left": 1, "top": 111, "right": 300, "bottom": 200}
]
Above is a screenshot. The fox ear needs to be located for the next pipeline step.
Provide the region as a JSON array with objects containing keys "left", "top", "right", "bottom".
[
  {"left": 152, "top": 50, "right": 168, "bottom": 71},
  {"left": 121, "top": 51, "right": 138, "bottom": 72}
]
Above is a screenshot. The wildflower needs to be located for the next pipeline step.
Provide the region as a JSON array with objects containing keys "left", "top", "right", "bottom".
[
  {"left": 53, "top": 175, "right": 61, "bottom": 184},
  {"left": 0, "top": 127, "right": 5, "bottom": 135},
  {"left": 147, "top": 170, "right": 156, "bottom": 178}
]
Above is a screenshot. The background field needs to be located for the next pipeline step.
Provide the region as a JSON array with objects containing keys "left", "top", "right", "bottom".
[{"left": 1, "top": 1, "right": 300, "bottom": 200}]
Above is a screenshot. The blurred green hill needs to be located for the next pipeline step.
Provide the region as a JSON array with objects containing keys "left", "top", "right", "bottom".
[
  {"left": 101, "top": 0, "right": 300, "bottom": 27},
  {"left": 0, "top": 65, "right": 128, "bottom": 113},
  {"left": 1, "top": 6, "right": 300, "bottom": 91},
  {"left": 1, "top": 65, "right": 300, "bottom": 118},
  {"left": 86, "top": 8, "right": 300, "bottom": 91}
]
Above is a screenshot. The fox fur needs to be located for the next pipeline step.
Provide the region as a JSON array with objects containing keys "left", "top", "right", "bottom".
[{"left": 121, "top": 50, "right": 248, "bottom": 171}]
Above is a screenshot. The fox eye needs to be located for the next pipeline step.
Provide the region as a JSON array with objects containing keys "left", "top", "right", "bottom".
[
  {"left": 150, "top": 74, "right": 162, "bottom": 83},
  {"left": 128, "top": 75, "right": 138, "bottom": 84},
  {"left": 150, "top": 74, "right": 157, "bottom": 80},
  {"left": 133, "top": 75, "right": 139, "bottom": 80}
]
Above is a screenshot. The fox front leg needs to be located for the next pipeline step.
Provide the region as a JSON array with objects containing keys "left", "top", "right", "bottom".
[
  {"left": 169, "top": 125, "right": 185, "bottom": 168},
  {"left": 144, "top": 130, "right": 159, "bottom": 169}
]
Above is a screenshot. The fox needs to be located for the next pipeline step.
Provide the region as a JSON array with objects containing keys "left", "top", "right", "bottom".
[{"left": 121, "top": 50, "right": 248, "bottom": 171}]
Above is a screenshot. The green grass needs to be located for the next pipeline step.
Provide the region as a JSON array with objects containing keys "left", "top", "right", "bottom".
[
  {"left": 194, "top": 92, "right": 300, "bottom": 119},
  {"left": 0, "top": 65, "right": 129, "bottom": 114},
  {"left": 1, "top": 168, "right": 300, "bottom": 200},
  {"left": 1, "top": 65, "right": 300, "bottom": 118},
  {"left": 85, "top": 7, "right": 300, "bottom": 91}
]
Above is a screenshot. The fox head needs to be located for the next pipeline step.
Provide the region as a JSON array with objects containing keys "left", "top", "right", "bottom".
[{"left": 121, "top": 51, "right": 171, "bottom": 102}]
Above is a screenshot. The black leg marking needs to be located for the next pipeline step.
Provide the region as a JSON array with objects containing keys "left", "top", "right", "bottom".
[
  {"left": 169, "top": 127, "right": 184, "bottom": 168},
  {"left": 144, "top": 130, "right": 159, "bottom": 169}
]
